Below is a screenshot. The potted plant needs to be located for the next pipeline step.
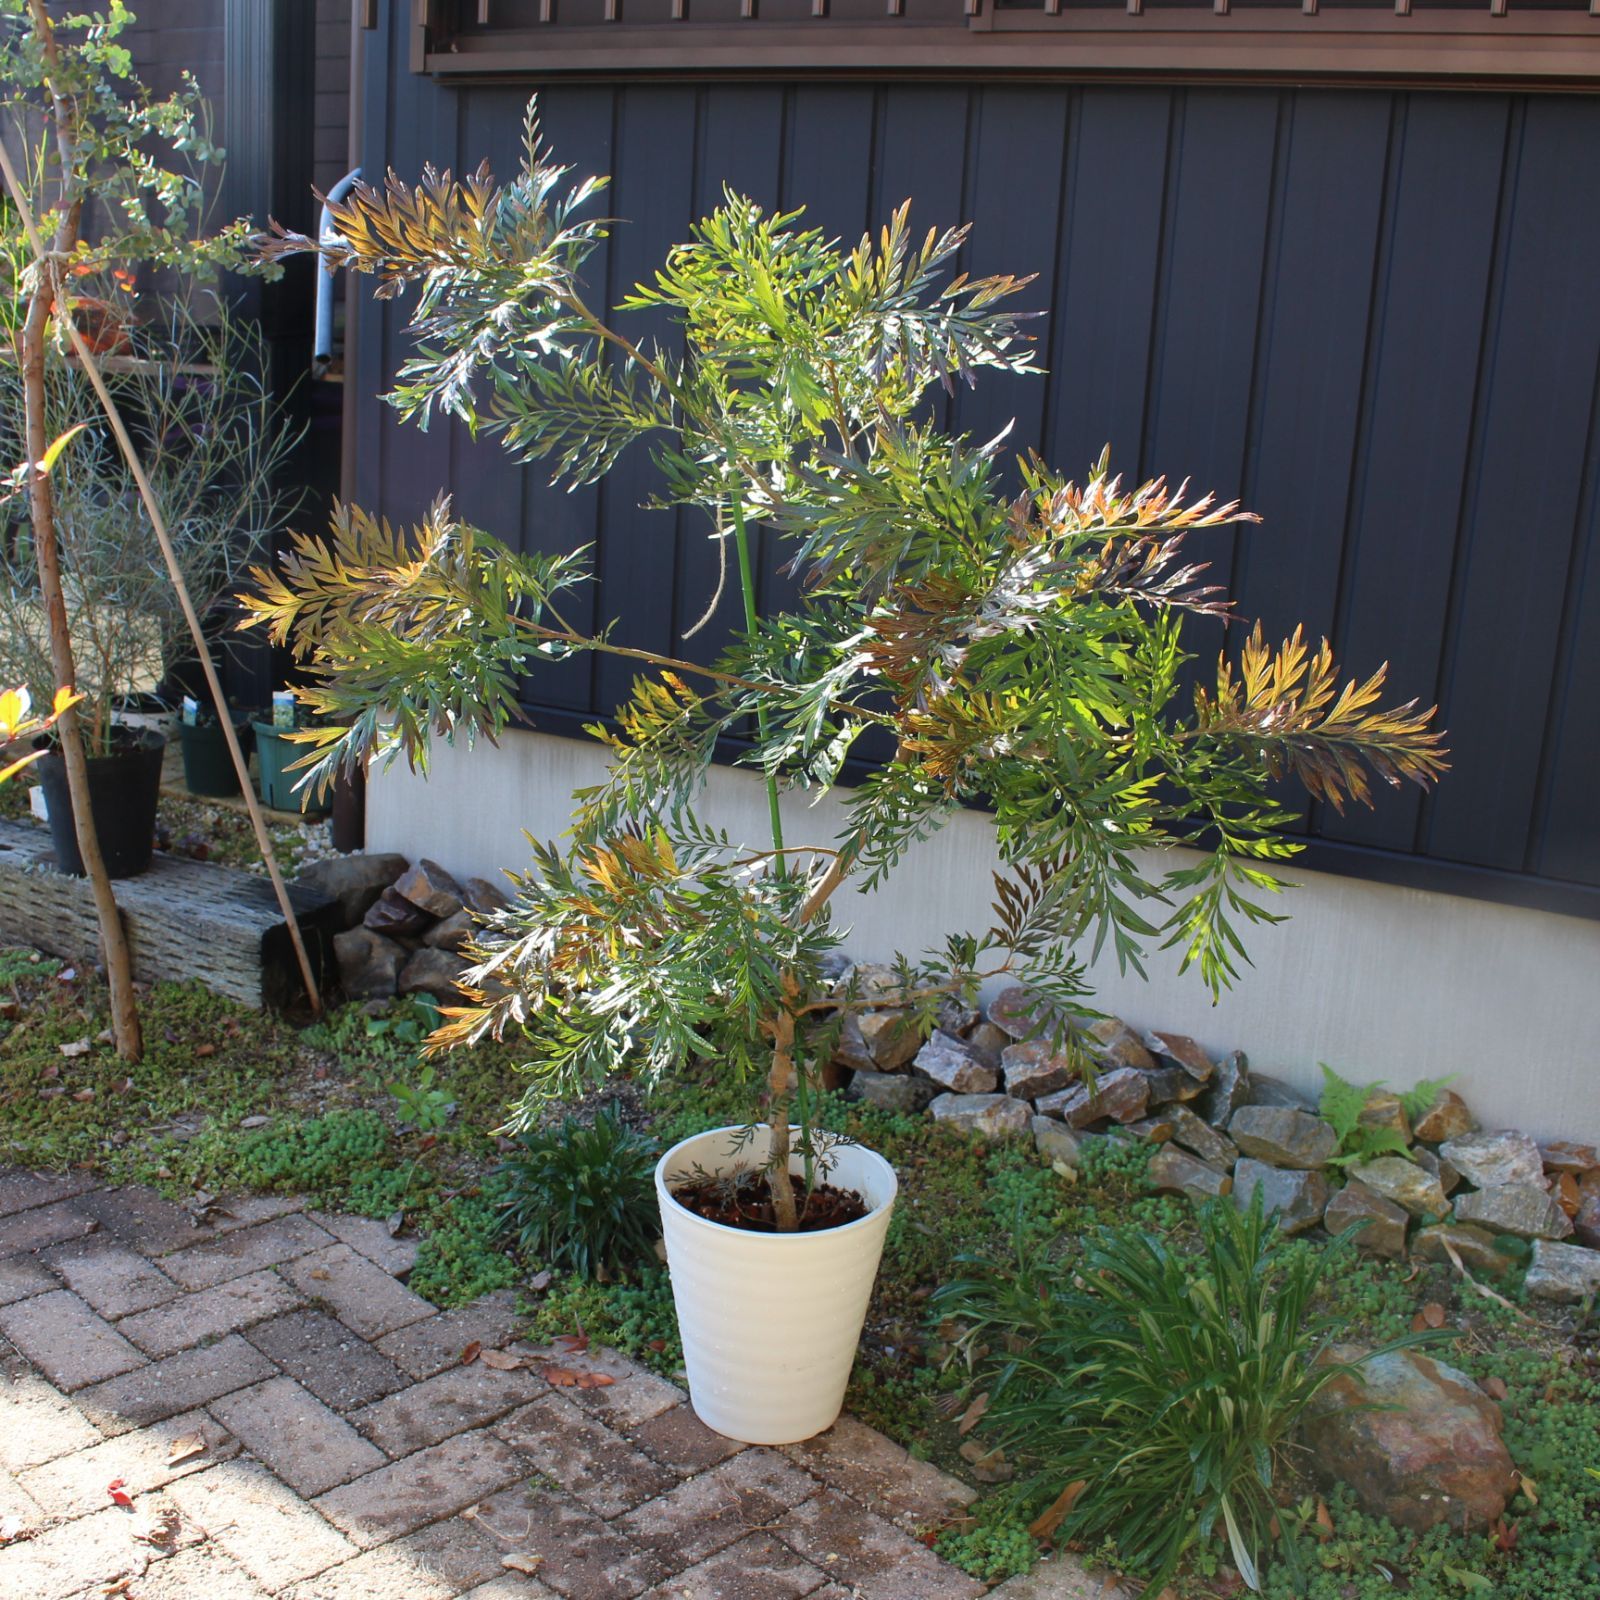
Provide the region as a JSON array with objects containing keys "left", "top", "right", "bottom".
[
  {"left": 177, "top": 693, "right": 255, "bottom": 798},
  {"left": 246, "top": 110, "right": 1447, "bottom": 1442},
  {"left": 0, "top": 301, "right": 299, "bottom": 874},
  {"left": 252, "top": 695, "right": 329, "bottom": 816}
]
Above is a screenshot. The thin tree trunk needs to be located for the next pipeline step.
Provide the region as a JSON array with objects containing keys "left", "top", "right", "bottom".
[
  {"left": 766, "top": 1004, "right": 800, "bottom": 1233},
  {"left": 13, "top": 0, "right": 142, "bottom": 1059},
  {"left": 19, "top": 265, "right": 143, "bottom": 1060}
]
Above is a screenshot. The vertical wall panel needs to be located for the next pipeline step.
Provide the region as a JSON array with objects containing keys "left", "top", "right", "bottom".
[{"left": 348, "top": 22, "right": 1600, "bottom": 911}]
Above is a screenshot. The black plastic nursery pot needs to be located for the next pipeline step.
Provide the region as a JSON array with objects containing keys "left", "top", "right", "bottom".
[
  {"left": 34, "top": 727, "right": 167, "bottom": 879},
  {"left": 252, "top": 721, "right": 328, "bottom": 816},
  {"left": 179, "top": 715, "right": 253, "bottom": 798}
]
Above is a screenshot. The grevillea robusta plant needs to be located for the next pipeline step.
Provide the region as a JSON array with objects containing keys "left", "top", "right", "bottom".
[{"left": 242, "top": 103, "right": 1447, "bottom": 1231}]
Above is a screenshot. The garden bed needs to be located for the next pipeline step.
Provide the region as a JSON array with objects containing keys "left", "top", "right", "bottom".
[{"left": 0, "top": 948, "right": 1594, "bottom": 1598}]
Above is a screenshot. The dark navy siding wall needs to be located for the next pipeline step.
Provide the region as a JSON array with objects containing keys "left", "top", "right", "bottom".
[{"left": 349, "top": 17, "right": 1600, "bottom": 919}]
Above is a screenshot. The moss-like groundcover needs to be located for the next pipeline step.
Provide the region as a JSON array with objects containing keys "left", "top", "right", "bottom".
[{"left": 0, "top": 951, "right": 1594, "bottom": 1598}]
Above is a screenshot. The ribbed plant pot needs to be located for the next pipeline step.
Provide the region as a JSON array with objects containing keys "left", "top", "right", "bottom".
[
  {"left": 252, "top": 721, "right": 328, "bottom": 816},
  {"left": 655, "top": 1124, "right": 898, "bottom": 1445},
  {"left": 179, "top": 716, "right": 252, "bottom": 798}
]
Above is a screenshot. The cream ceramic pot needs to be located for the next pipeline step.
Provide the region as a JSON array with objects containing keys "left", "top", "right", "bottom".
[{"left": 654, "top": 1124, "right": 898, "bottom": 1445}]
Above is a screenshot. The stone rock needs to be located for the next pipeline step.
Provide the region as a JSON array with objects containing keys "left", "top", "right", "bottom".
[
  {"left": 1229, "top": 1106, "right": 1339, "bottom": 1170},
  {"left": 831, "top": 1011, "right": 876, "bottom": 1073},
  {"left": 393, "top": 858, "right": 466, "bottom": 921},
  {"left": 1539, "top": 1139, "right": 1600, "bottom": 1176},
  {"left": 1031, "top": 1116, "right": 1089, "bottom": 1168},
  {"left": 928, "top": 1093, "right": 1031, "bottom": 1139},
  {"left": 1453, "top": 1181, "right": 1573, "bottom": 1241},
  {"left": 1036, "top": 1066, "right": 1150, "bottom": 1128},
  {"left": 1554, "top": 1171, "right": 1582, "bottom": 1219},
  {"left": 1303, "top": 1346, "right": 1513, "bottom": 1531},
  {"left": 1141, "top": 1065, "right": 1206, "bottom": 1106},
  {"left": 1440, "top": 1131, "right": 1544, "bottom": 1190},
  {"left": 1166, "top": 1104, "right": 1238, "bottom": 1169},
  {"left": 1525, "top": 1238, "right": 1600, "bottom": 1303},
  {"left": 938, "top": 998, "right": 981, "bottom": 1036},
  {"left": 397, "top": 947, "right": 468, "bottom": 1002},
  {"left": 1232, "top": 1159, "right": 1330, "bottom": 1234},
  {"left": 1000, "top": 1040, "right": 1075, "bottom": 1101},
  {"left": 986, "top": 984, "right": 1054, "bottom": 1041},
  {"left": 1142, "top": 1030, "right": 1214, "bottom": 1082},
  {"left": 1349, "top": 1156, "right": 1448, "bottom": 1219},
  {"left": 1412, "top": 1089, "right": 1476, "bottom": 1144},
  {"left": 1124, "top": 1115, "right": 1176, "bottom": 1143},
  {"left": 297, "top": 852, "right": 409, "bottom": 928},
  {"left": 1324, "top": 1181, "right": 1409, "bottom": 1259},
  {"left": 964, "top": 1022, "right": 1010, "bottom": 1069},
  {"left": 1084, "top": 1016, "right": 1155, "bottom": 1071},
  {"left": 1148, "top": 1146, "right": 1232, "bottom": 1202},
  {"left": 461, "top": 875, "right": 510, "bottom": 917},
  {"left": 363, "top": 885, "right": 433, "bottom": 938},
  {"left": 1574, "top": 1172, "right": 1600, "bottom": 1249},
  {"left": 1413, "top": 1146, "right": 1460, "bottom": 1197},
  {"left": 858, "top": 1009, "right": 922, "bottom": 1072},
  {"left": 1358, "top": 1092, "right": 1412, "bottom": 1144},
  {"left": 1242, "top": 1072, "right": 1317, "bottom": 1114},
  {"left": 914, "top": 1030, "right": 998, "bottom": 1094},
  {"left": 848, "top": 1068, "right": 939, "bottom": 1115},
  {"left": 422, "top": 909, "right": 474, "bottom": 953},
  {"left": 1411, "top": 1223, "right": 1517, "bottom": 1278},
  {"left": 834, "top": 963, "right": 908, "bottom": 1004},
  {"left": 1199, "top": 1050, "right": 1251, "bottom": 1127},
  {"left": 334, "top": 926, "right": 406, "bottom": 1000}
]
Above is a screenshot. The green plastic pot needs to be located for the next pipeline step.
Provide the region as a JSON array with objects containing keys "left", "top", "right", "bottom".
[
  {"left": 178, "top": 716, "right": 252, "bottom": 798},
  {"left": 251, "top": 721, "right": 328, "bottom": 816}
]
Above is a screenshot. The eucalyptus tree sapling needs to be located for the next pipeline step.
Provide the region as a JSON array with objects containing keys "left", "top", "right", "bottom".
[{"left": 245, "top": 107, "right": 1447, "bottom": 1231}]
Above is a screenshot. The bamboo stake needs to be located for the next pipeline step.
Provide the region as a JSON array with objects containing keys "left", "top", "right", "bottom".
[{"left": 0, "top": 139, "right": 324, "bottom": 1016}]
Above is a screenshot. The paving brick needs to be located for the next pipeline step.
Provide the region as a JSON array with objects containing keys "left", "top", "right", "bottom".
[
  {"left": 0, "top": 1493, "right": 200, "bottom": 1596},
  {"left": 638, "top": 1532, "right": 831, "bottom": 1600},
  {"left": 467, "top": 1485, "right": 666, "bottom": 1600},
  {"left": 375, "top": 1290, "right": 524, "bottom": 1379},
  {"left": 0, "top": 1371, "right": 101, "bottom": 1469},
  {"left": 162, "top": 1213, "right": 334, "bottom": 1289},
  {"left": 77, "top": 1187, "right": 305, "bottom": 1257},
  {"left": 75, "top": 1332, "right": 277, "bottom": 1435},
  {"left": 280, "top": 1515, "right": 515, "bottom": 1599},
  {"left": 167, "top": 1460, "right": 359, "bottom": 1590},
  {"left": 351, "top": 1359, "right": 546, "bottom": 1456},
  {"left": 0, "top": 1167, "right": 97, "bottom": 1217},
  {"left": 117, "top": 1269, "right": 303, "bottom": 1357},
  {"left": 626, "top": 1404, "right": 746, "bottom": 1477},
  {"left": 210, "top": 1377, "right": 387, "bottom": 1496},
  {"left": 459, "top": 1580, "right": 560, "bottom": 1600},
  {"left": 0, "top": 1197, "right": 98, "bottom": 1259},
  {"left": 311, "top": 1210, "right": 420, "bottom": 1277},
  {"left": 0, "top": 1289, "right": 145, "bottom": 1389},
  {"left": 42, "top": 1236, "right": 180, "bottom": 1317},
  {"left": 283, "top": 1244, "right": 436, "bottom": 1340},
  {"left": 620, "top": 1448, "right": 819, "bottom": 1570},
  {"left": 775, "top": 1489, "right": 985, "bottom": 1600},
  {"left": 781, "top": 1414, "right": 975, "bottom": 1531},
  {"left": 246, "top": 1309, "right": 410, "bottom": 1411},
  {"left": 0, "top": 1464, "right": 46, "bottom": 1532},
  {"left": 93, "top": 1543, "right": 271, "bottom": 1599},
  {"left": 19, "top": 1407, "right": 236, "bottom": 1518},
  {"left": 989, "top": 1556, "right": 1138, "bottom": 1598},
  {"left": 277, "top": 1543, "right": 457, "bottom": 1600},
  {"left": 313, "top": 1429, "right": 523, "bottom": 1548},
  {"left": 521, "top": 1343, "right": 683, "bottom": 1429},
  {"left": 496, "top": 1393, "right": 676, "bottom": 1519},
  {"left": 0, "top": 1254, "right": 58, "bottom": 1306}
]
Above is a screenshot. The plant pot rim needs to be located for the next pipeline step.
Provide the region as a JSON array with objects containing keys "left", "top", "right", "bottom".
[
  {"left": 33, "top": 725, "right": 168, "bottom": 757},
  {"left": 654, "top": 1123, "right": 898, "bottom": 1243}
]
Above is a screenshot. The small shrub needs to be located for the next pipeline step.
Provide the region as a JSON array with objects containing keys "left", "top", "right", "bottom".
[
  {"left": 1317, "top": 1065, "right": 1455, "bottom": 1167},
  {"left": 935, "top": 1195, "right": 1430, "bottom": 1591},
  {"left": 496, "top": 1109, "right": 660, "bottom": 1280}
]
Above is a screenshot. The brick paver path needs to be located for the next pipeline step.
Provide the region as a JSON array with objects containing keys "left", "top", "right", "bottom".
[{"left": 0, "top": 1170, "right": 1117, "bottom": 1599}]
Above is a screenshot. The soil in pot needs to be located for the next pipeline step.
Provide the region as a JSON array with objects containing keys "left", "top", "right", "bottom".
[
  {"left": 670, "top": 1169, "right": 868, "bottom": 1233},
  {"left": 34, "top": 727, "right": 166, "bottom": 878}
]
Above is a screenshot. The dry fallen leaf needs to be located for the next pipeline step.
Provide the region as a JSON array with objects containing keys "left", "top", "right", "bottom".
[
  {"left": 60, "top": 1039, "right": 91, "bottom": 1058},
  {"left": 1315, "top": 1497, "right": 1335, "bottom": 1541},
  {"left": 107, "top": 1477, "right": 133, "bottom": 1508},
  {"left": 459, "top": 1341, "right": 483, "bottom": 1367},
  {"left": 308, "top": 1268, "right": 331, "bottom": 1282},
  {"left": 131, "top": 1508, "right": 182, "bottom": 1549},
  {"left": 0, "top": 1513, "right": 31, "bottom": 1546},
  {"left": 1483, "top": 1375, "right": 1509, "bottom": 1401},
  {"left": 527, "top": 1270, "right": 552, "bottom": 1293},
  {"left": 502, "top": 1554, "right": 544, "bottom": 1575},
  {"left": 194, "top": 1043, "right": 216, "bottom": 1058},
  {"left": 552, "top": 1332, "right": 589, "bottom": 1355},
  {"left": 1517, "top": 1472, "right": 1540, "bottom": 1505},
  {"left": 72, "top": 1088, "right": 95, "bottom": 1102},
  {"left": 385, "top": 1211, "right": 406, "bottom": 1237},
  {"left": 480, "top": 1349, "right": 525, "bottom": 1372},
  {"left": 166, "top": 1431, "right": 207, "bottom": 1466},
  {"left": 956, "top": 1392, "right": 989, "bottom": 1437},
  {"left": 1026, "top": 1479, "right": 1086, "bottom": 1541},
  {"left": 1421, "top": 1302, "right": 1447, "bottom": 1329}
]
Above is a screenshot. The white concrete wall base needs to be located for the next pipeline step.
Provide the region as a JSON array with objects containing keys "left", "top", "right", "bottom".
[{"left": 368, "top": 730, "right": 1600, "bottom": 1142}]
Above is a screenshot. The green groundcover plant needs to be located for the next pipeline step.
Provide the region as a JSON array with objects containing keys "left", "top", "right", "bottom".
[{"left": 242, "top": 103, "right": 1446, "bottom": 1230}]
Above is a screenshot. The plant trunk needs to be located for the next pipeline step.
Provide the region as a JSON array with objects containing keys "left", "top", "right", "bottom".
[
  {"left": 18, "top": 265, "right": 143, "bottom": 1060},
  {"left": 767, "top": 1005, "right": 800, "bottom": 1233}
]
